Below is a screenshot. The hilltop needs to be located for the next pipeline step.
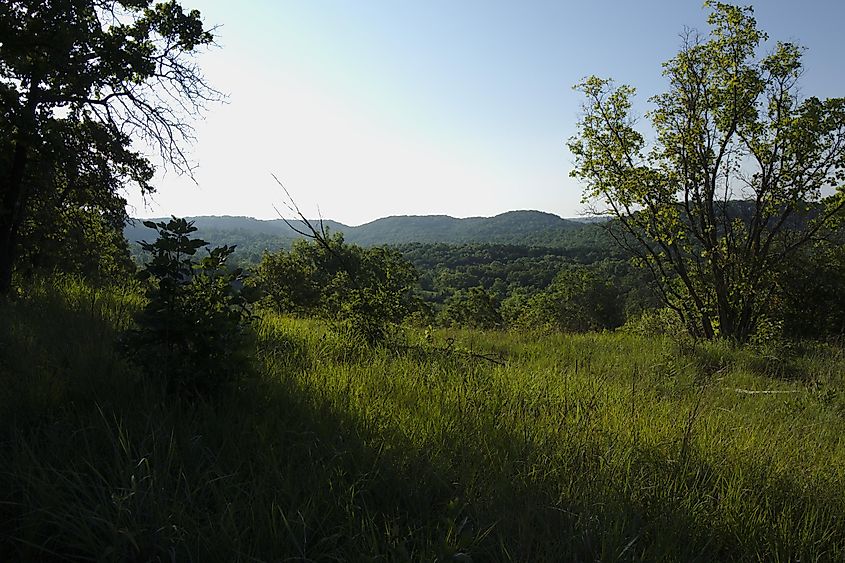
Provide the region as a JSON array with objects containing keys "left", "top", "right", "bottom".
[{"left": 124, "top": 210, "right": 600, "bottom": 252}]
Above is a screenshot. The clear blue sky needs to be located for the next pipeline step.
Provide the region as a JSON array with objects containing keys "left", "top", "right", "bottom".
[{"left": 126, "top": 0, "right": 845, "bottom": 225}]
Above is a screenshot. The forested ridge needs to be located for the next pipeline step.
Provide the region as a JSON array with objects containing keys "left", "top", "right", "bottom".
[
  {"left": 123, "top": 209, "right": 599, "bottom": 253},
  {"left": 3, "top": 1, "right": 845, "bottom": 561}
]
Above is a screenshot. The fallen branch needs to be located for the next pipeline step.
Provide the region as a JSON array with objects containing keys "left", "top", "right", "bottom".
[
  {"left": 397, "top": 343, "right": 506, "bottom": 366},
  {"left": 729, "top": 388, "right": 800, "bottom": 395}
]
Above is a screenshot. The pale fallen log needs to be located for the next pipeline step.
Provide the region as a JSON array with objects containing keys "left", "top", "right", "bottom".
[{"left": 729, "top": 388, "right": 800, "bottom": 395}]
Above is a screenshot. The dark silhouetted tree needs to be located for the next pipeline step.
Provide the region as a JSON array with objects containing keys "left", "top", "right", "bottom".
[{"left": 0, "top": 0, "right": 219, "bottom": 294}]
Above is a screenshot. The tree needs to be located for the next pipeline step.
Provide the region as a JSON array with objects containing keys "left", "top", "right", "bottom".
[
  {"left": 0, "top": 0, "right": 218, "bottom": 294},
  {"left": 441, "top": 286, "right": 503, "bottom": 330},
  {"left": 263, "top": 177, "right": 422, "bottom": 342},
  {"left": 778, "top": 230, "right": 845, "bottom": 339},
  {"left": 568, "top": 2, "right": 845, "bottom": 342},
  {"left": 128, "top": 217, "right": 257, "bottom": 394},
  {"left": 502, "top": 264, "right": 624, "bottom": 333},
  {"left": 16, "top": 162, "right": 135, "bottom": 284},
  {"left": 254, "top": 233, "right": 421, "bottom": 343}
]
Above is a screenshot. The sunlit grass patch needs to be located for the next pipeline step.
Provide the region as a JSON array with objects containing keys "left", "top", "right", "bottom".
[{"left": 2, "top": 288, "right": 845, "bottom": 560}]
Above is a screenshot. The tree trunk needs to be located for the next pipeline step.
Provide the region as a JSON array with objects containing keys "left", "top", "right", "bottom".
[
  {"left": 0, "top": 141, "right": 30, "bottom": 295},
  {"left": 0, "top": 229, "right": 16, "bottom": 295}
]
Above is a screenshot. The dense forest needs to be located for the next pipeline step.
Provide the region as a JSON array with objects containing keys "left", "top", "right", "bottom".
[
  {"left": 122, "top": 210, "right": 609, "bottom": 262},
  {"left": 124, "top": 209, "right": 845, "bottom": 339},
  {"left": 3, "top": 1, "right": 845, "bottom": 561}
]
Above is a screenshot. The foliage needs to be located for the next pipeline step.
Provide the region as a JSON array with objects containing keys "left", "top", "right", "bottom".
[
  {"left": 249, "top": 232, "right": 659, "bottom": 334},
  {"left": 17, "top": 186, "right": 135, "bottom": 285},
  {"left": 122, "top": 211, "right": 845, "bottom": 338},
  {"left": 506, "top": 265, "right": 625, "bottom": 332},
  {"left": 0, "top": 0, "right": 218, "bottom": 294},
  {"left": 253, "top": 232, "right": 420, "bottom": 342},
  {"left": 406, "top": 242, "right": 596, "bottom": 302},
  {"left": 778, "top": 235, "right": 845, "bottom": 339},
  {"left": 623, "top": 306, "right": 689, "bottom": 338},
  {"left": 568, "top": 2, "right": 845, "bottom": 342},
  {"left": 126, "top": 217, "right": 257, "bottom": 394},
  {"left": 440, "top": 285, "right": 503, "bottom": 330}
]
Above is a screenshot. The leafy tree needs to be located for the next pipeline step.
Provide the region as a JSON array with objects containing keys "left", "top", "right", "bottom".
[
  {"left": 254, "top": 233, "right": 420, "bottom": 342},
  {"left": 441, "top": 286, "right": 503, "bottom": 330},
  {"left": 568, "top": 2, "right": 845, "bottom": 342},
  {"left": 17, "top": 177, "right": 134, "bottom": 285},
  {"left": 253, "top": 238, "right": 325, "bottom": 314},
  {"left": 0, "top": 0, "right": 218, "bottom": 294},
  {"left": 506, "top": 265, "right": 624, "bottom": 332},
  {"left": 128, "top": 217, "right": 257, "bottom": 394},
  {"left": 778, "top": 238, "right": 845, "bottom": 339}
]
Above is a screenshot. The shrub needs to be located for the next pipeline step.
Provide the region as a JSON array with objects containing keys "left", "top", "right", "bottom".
[
  {"left": 503, "top": 266, "right": 624, "bottom": 333},
  {"left": 440, "top": 286, "right": 503, "bottom": 330},
  {"left": 623, "top": 307, "right": 687, "bottom": 338},
  {"left": 253, "top": 233, "right": 420, "bottom": 343},
  {"left": 125, "top": 217, "right": 258, "bottom": 394}
]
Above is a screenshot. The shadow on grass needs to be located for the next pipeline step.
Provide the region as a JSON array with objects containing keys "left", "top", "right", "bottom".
[{"left": 1, "top": 293, "right": 843, "bottom": 561}]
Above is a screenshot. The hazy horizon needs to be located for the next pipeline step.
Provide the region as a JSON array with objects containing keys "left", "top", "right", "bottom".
[
  {"left": 128, "top": 207, "right": 603, "bottom": 228},
  {"left": 125, "top": 0, "right": 845, "bottom": 225}
]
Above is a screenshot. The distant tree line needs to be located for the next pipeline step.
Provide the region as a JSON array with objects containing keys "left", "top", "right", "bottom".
[{"left": 245, "top": 221, "right": 845, "bottom": 342}]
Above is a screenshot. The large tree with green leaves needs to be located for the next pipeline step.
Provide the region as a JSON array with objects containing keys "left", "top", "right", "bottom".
[
  {"left": 569, "top": 2, "right": 845, "bottom": 342},
  {"left": 0, "top": 0, "right": 218, "bottom": 294}
]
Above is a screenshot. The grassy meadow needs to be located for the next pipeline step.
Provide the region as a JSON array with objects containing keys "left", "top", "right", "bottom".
[{"left": 2, "top": 280, "right": 845, "bottom": 561}]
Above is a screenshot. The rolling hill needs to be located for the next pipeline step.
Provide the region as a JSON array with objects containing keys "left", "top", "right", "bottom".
[{"left": 124, "top": 210, "right": 602, "bottom": 252}]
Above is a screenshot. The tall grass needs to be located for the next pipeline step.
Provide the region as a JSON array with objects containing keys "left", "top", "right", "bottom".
[{"left": 2, "top": 281, "right": 845, "bottom": 560}]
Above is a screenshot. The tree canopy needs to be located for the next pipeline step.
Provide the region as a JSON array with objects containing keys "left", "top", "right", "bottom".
[
  {"left": 569, "top": 2, "right": 845, "bottom": 342},
  {"left": 0, "top": 0, "right": 218, "bottom": 293},
  {"left": 253, "top": 233, "right": 421, "bottom": 342}
]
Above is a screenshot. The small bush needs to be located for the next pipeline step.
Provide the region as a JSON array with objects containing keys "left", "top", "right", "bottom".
[
  {"left": 125, "top": 217, "right": 259, "bottom": 395},
  {"left": 623, "top": 307, "right": 687, "bottom": 338}
]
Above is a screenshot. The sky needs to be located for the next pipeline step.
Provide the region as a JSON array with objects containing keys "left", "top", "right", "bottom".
[{"left": 125, "top": 0, "right": 845, "bottom": 225}]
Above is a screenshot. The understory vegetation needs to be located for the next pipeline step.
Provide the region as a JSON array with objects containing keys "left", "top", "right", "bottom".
[{"left": 2, "top": 278, "right": 845, "bottom": 561}]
